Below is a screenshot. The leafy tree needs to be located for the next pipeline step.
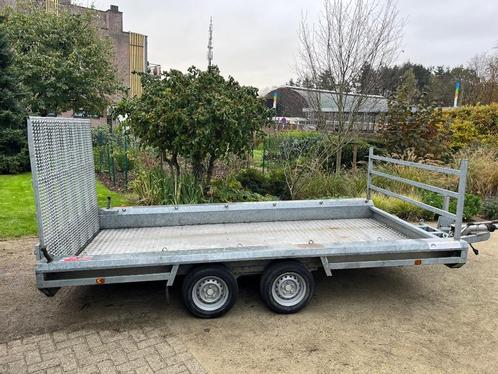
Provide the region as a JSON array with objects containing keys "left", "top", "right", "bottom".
[
  {"left": 116, "top": 66, "right": 271, "bottom": 186},
  {"left": 383, "top": 69, "right": 450, "bottom": 159},
  {"left": 0, "top": 16, "right": 28, "bottom": 173},
  {"left": 396, "top": 69, "right": 419, "bottom": 104},
  {"left": 429, "top": 66, "right": 454, "bottom": 106},
  {"left": 2, "top": 4, "right": 121, "bottom": 116}
]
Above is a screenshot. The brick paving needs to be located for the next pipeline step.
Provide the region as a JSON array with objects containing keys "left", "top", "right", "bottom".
[{"left": 0, "top": 325, "right": 206, "bottom": 374}]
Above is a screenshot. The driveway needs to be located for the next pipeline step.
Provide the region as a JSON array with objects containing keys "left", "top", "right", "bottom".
[{"left": 1, "top": 234, "right": 497, "bottom": 373}]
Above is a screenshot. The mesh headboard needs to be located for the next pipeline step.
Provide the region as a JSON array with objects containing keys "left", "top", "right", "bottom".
[{"left": 28, "top": 117, "right": 99, "bottom": 259}]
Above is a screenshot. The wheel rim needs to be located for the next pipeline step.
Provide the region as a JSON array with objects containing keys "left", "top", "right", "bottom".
[
  {"left": 192, "top": 276, "right": 229, "bottom": 312},
  {"left": 271, "top": 272, "right": 307, "bottom": 307}
]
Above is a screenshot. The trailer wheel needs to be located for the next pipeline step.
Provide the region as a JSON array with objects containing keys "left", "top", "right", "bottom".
[
  {"left": 260, "top": 261, "right": 314, "bottom": 314},
  {"left": 182, "top": 265, "right": 238, "bottom": 318}
]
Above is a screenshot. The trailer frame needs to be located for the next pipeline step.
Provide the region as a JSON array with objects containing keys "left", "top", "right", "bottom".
[{"left": 27, "top": 117, "right": 477, "bottom": 314}]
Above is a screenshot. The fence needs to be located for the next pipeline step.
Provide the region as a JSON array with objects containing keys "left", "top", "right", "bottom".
[{"left": 92, "top": 127, "right": 134, "bottom": 190}]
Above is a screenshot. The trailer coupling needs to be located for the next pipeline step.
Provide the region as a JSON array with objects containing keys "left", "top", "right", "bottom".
[{"left": 460, "top": 220, "right": 497, "bottom": 254}]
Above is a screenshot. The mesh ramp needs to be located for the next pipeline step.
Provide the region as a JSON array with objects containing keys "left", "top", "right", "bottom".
[{"left": 28, "top": 117, "right": 99, "bottom": 259}]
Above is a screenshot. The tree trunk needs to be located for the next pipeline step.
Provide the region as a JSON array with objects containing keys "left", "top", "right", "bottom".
[
  {"left": 164, "top": 152, "right": 180, "bottom": 178},
  {"left": 171, "top": 153, "right": 180, "bottom": 178},
  {"left": 205, "top": 155, "right": 216, "bottom": 188},
  {"left": 191, "top": 156, "right": 205, "bottom": 184},
  {"left": 335, "top": 148, "right": 342, "bottom": 174}
]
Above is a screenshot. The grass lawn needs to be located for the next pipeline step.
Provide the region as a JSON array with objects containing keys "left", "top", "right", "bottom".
[{"left": 0, "top": 173, "right": 134, "bottom": 239}]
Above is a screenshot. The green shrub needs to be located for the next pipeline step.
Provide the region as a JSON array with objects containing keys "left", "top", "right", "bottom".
[
  {"left": 421, "top": 191, "right": 481, "bottom": 221},
  {"left": 266, "top": 169, "right": 289, "bottom": 199},
  {"left": 372, "top": 194, "right": 433, "bottom": 221},
  {"left": 482, "top": 197, "right": 498, "bottom": 220},
  {"left": 235, "top": 168, "right": 289, "bottom": 199},
  {"left": 235, "top": 168, "right": 268, "bottom": 195},
  {"left": 209, "top": 177, "right": 274, "bottom": 203},
  {"left": 441, "top": 103, "right": 498, "bottom": 150},
  {"left": 453, "top": 147, "right": 498, "bottom": 198},
  {"left": 131, "top": 168, "right": 204, "bottom": 205},
  {"left": 294, "top": 171, "right": 367, "bottom": 200}
]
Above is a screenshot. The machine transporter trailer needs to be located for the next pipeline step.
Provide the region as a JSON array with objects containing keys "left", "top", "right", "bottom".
[{"left": 28, "top": 117, "right": 494, "bottom": 318}]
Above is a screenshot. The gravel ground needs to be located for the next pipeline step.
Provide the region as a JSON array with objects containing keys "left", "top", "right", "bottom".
[{"left": 1, "top": 234, "right": 497, "bottom": 373}]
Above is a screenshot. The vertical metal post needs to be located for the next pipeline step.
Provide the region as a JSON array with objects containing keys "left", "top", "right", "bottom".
[
  {"left": 262, "top": 137, "right": 266, "bottom": 174},
  {"left": 453, "top": 159, "right": 468, "bottom": 241},
  {"left": 366, "top": 147, "right": 374, "bottom": 201},
  {"left": 109, "top": 132, "right": 116, "bottom": 186},
  {"left": 98, "top": 129, "right": 103, "bottom": 173},
  {"left": 443, "top": 195, "right": 450, "bottom": 212},
  {"left": 124, "top": 133, "right": 129, "bottom": 190}
]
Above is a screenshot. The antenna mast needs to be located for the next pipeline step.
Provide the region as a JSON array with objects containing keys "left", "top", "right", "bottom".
[{"left": 207, "top": 17, "right": 213, "bottom": 68}]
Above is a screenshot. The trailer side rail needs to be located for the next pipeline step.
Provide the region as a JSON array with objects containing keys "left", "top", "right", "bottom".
[{"left": 366, "top": 147, "right": 468, "bottom": 240}]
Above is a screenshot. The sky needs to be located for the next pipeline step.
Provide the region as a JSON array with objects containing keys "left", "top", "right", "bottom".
[{"left": 87, "top": 0, "right": 498, "bottom": 93}]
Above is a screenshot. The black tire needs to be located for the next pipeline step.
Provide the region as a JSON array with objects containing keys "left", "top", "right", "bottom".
[
  {"left": 182, "top": 265, "right": 238, "bottom": 318},
  {"left": 259, "top": 261, "right": 314, "bottom": 314},
  {"left": 446, "top": 263, "right": 464, "bottom": 269}
]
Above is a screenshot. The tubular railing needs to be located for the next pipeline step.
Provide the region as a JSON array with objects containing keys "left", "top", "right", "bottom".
[{"left": 367, "top": 147, "right": 468, "bottom": 240}]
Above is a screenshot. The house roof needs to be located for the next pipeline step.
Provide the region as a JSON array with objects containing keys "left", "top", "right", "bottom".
[{"left": 279, "top": 86, "right": 388, "bottom": 113}]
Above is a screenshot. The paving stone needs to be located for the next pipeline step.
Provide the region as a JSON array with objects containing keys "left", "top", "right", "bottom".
[
  {"left": 136, "top": 337, "right": 162, "bottom": 350},
  {"left": 129, "top": 329, "right": 148, "bottom": 343},
  {"left": 7, "top": 339, "right": 22, "bottom": 349},
  {"left": 115, "top": 357, "right": 148, "bottom": 371},
  {"left": 22, "top": 334, "right": 51, "bottom": 345},
  {"left": 56, "top": 337, "right": 86, "bottom": 350},
  {"left": 126, "top": 346, "right": 157, "bottom": 361},
  {"left": 85, "top": 333, "right": 103, "bottom": 348},
  {"left": 155, "top": 363, "right": 189, "bottom": 374},
  {"left": 27, "top": 357, "right": 60, "bottom": 373},
  {"left": 46, "top": 366, "right": 63, "bottom": 374},
  {"left": 66, "top": 330, "right": 94, "bottom": 340},
  {"left": 2, "top": 325, "right": 205, "bottom": 374},
  {"left": 99, "top": 330, "right": 129, "bottom": 344},
  {"left": 38, "top": 338, "right": 57, "bottom": 354},
  {"left": 10, "top": 342, "right": 38, "bottom": 354},
  {"left": 24, "top": 349, "right": 42, "bottom": 365},
  {"left": 155, "top": 342, "right": 176, "bottom": 359},
  {"left": 96, "top": 359, "right": 118, "bottom": 374},
  {"left": 0, "top": 352, "right": 24, "bottom": 365},
  {"left": 8, "top": 359, "right": 28, "bottom": 374},
  {"left": 183, "top": 357, "right": 207, "bottom": 374},
  {"left": 145, "top": 353, "right": 167, "bottom": 371},
  {"left": 52, "top": 332, "right": 67, "bottom": 343},
  {"left": 0, "top": 343, "right": 7, "bottom": 357}
]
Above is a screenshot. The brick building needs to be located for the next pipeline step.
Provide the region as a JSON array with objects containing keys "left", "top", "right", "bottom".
[
  {"left": 0, "top": 0, "right": 158, "bottom": 123},
  {"left": 56, "top": 0, "right": 149, "bottom": 98}
]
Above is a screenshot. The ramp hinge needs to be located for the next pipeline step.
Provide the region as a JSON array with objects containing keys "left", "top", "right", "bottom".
[{"left": 40, "top": 246, "right": 53, "bottom": 263}]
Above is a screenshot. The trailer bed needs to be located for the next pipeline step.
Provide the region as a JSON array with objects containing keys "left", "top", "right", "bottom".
[{"left": 83, "top": 218, "right": 408, "bottom": 255}]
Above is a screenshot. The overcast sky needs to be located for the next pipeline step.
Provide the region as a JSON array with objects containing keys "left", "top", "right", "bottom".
[{"left": 88, "top": 0, "right": 498, "bottom": 93}]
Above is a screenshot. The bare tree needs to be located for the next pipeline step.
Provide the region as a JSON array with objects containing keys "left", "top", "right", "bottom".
[
  {"left": 298, "top": 0, "right": 403, "bottom": 173},
  {"left": 467, "top": 52, "right": 498, "bottom": 104}
]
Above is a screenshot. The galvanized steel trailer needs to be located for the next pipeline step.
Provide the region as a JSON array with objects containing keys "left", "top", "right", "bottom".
[{"left": 27, "top": 117, "right": 491, "bottom": 318}]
